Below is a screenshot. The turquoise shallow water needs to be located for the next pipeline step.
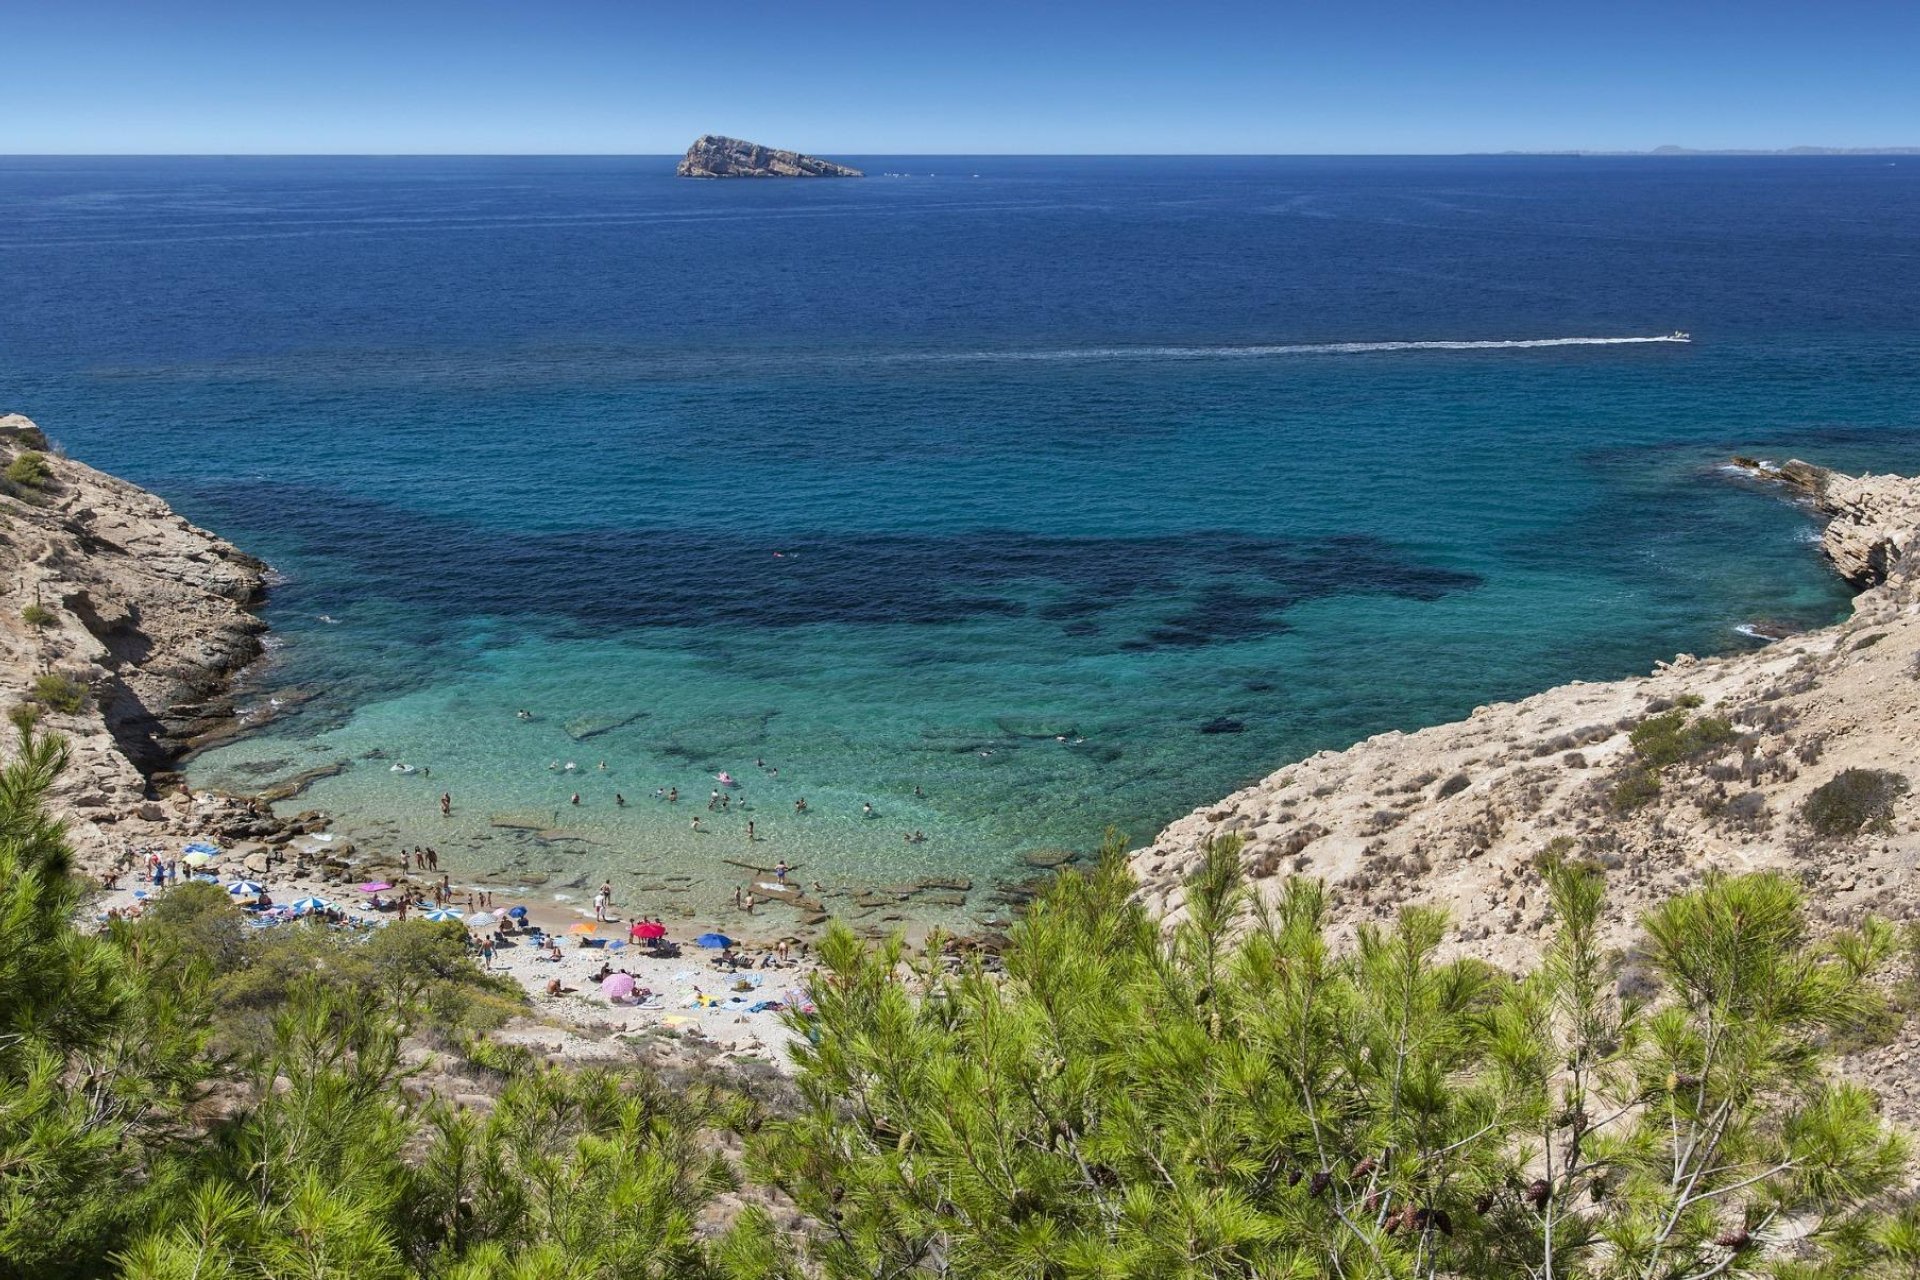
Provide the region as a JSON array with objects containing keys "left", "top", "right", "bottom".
[{"left": 3, "top": 156, "right": 1917, "bottom": 928}]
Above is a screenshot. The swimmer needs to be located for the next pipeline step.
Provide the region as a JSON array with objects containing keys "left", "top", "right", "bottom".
[
  {"left": 517, "top": 709, "right": 533, "bottom": 720},
  {"left": 914, "top": 785, "right": 924, "bottom": 798},
  {"left": 691, "top": 816, "right": 702, "bottom": 832},
  {"left": 862, "top": 802, "right": 874, "bottom": 818},
  {"left": 597, "top": 761, "right": 607, "bottom": 770},
  {"left": 746, "top": 820, "right": 755, "bottom": 841},
  {"left": 564, "top": 761, "right": 578, "bottom": 772},
  {"left": 756, "top": 757, "right": 765, "bottom": 769},
  {"left": 794, "top": 797, "right": 807, "bottom": 813},
  {"left": 668, "top": 787, "right": 678, "bottom": 803},
  {"left": 548, "top": 760, "right": 560, "bottom": 771},
  {"left": 615, "top": 793, "right": 625, "bottom": 807},
  {"left": 570, "top": 793, "right": 580, "bottom": 806}
]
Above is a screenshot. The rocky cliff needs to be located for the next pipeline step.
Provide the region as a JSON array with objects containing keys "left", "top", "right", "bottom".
[
  {"left": 676, "top": 135, "right": 863, "bottom": 178},
  {"left": 1132, "top": 458, "right": 1920, "bottom": 1113},
  {"left": 0, "top": 414, "right": 272, "bottom": 865}
]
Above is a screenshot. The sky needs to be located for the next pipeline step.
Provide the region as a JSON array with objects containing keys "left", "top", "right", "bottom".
[{"left": 5, "top": 0, "right": 1918, "bottom": 154}]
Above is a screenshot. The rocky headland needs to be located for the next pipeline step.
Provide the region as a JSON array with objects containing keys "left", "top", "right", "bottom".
[
  {"left": 676, "top": 134, "right": 863, "bottom": 178},
  {"left": 0, "top": 413, "right": 298, "bottom": 867},
  {"left": 1133, "top": 457, "right": 1920, "bottom": 1112}
]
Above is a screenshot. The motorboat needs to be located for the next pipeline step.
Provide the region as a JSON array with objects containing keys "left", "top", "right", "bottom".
[{"left": 1668, "top": 330, "right": 1691, "bottom": 342}]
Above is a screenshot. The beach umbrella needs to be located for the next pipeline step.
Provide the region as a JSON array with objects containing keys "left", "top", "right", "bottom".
[
  {"left": 567, "top": 922, "right": 599, "bottom": 935},
  {"left": 288, "top": 896, "right": 330, "bottom": 914},
  {"left": 466, "top": 911, "right": 499, "bottom": 927},
  {"left": 632, "top": 921, "right": 667, "bottom": 940},
  {"left": 506, "top": 905, "right": 528, "bottom": 919},
  {"left": 226, "top": 880, "right": 265, "bottom": 897},
  {"left": 182, "top": 851, "right": 216, "bottom": 867},
  {"left": 694, "top": 932, "right": 733, "bottom": 949},
  {"left": 422, "top": 907, "right": 463, "bottom": 922},
  {"left": 359, "top": 882, "right": 392, "bottom": 893},
  {"left": 601, "top": 973, "right": 636, "bottom": 1000},
  {"left": 184, "top": 842, "right": 220, "bottom": 855}
]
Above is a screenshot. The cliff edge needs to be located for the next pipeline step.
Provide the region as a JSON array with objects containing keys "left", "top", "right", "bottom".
[
  {"left": 1132, "top": 457, "right": 1920, "bottom": 1110},
  {"left": 0, "top": 414, "right": 270, "bottom": 865},
  {"left": 676, "top": 135, "right": 864, "bottom": 178}
]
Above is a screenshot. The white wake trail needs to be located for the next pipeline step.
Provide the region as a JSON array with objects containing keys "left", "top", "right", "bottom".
[{"left": 888, "top": 335, "right": 1692, "bottom": 364}]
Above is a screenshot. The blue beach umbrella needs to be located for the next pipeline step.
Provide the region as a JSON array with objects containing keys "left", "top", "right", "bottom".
[
  {"left": 288, "top": 897, "right": 330, "bottom": 914},
  {"left": 226, "top": 880, "right": 265, "bottom": 897},
  {"left": 422, "top": 907, "right": 464, "bottom": 922},
  {"left": 694, "top": 932, "right": 734, "bottom": 949},
  {"left": 506, "top": 905, "right": 528, "bottom": 919}
]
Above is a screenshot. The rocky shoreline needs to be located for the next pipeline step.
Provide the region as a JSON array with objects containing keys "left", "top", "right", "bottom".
[
  {"left": 1131, "top": 456, "right": 1920, "bottom": 1111},
  {"left": 0, "top": 415, "right": 312, "bottom": 864}
]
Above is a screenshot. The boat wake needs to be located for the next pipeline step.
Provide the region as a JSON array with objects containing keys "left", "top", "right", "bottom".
[{"left": 888, "top": 334, "right": 1692, "bottom": 364}]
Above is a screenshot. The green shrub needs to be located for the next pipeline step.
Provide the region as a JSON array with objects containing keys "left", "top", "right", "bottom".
[
  {"left": 5, "top": 450, "right": 51, "bottom": 490},
  {"left": 19, "top": 604, "right": 53, "bottom": 627},
  {"left": 30, "top": 673, "right": 87, "bottom": 714},
  {"left": 1609, "top": 765, "right": 1662, "bottom": 811},
  {"left": 1628, "top": 709, "right": 1735, "bottom": 769},
  {"left": 1803, "top": 768, "right": 1910, "bottom": 839}
]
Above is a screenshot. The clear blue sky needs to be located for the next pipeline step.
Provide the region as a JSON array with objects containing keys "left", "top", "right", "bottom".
[{"left": 8, "top": 0, "right": 1917, "bottom": 154}]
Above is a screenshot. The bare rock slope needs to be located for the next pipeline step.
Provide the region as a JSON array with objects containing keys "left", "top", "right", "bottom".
[
  {"left": 676, "top": 135, "right": 863, "bottom": 178},
  {"left": 0, "top": 414, "right": 268, "bottom": 864},
  {"left": 1133, "top": 458, "right": 1920, "bottom": 1109},
  {"left": 1135, "top": 458, "right": 1920, "bottom": 962}
]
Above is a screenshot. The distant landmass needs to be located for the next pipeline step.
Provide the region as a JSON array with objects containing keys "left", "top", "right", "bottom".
[
  {"left": 1494, "top": 145, "right": 1919, "bottom": 156},
  {"left": 676, "top": 135, "right": 864, "bottom": 178}
]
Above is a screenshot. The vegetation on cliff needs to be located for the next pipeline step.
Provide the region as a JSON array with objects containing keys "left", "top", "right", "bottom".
[{"left": 6, "top": 721, "right": 1920, "bottom": 1277}]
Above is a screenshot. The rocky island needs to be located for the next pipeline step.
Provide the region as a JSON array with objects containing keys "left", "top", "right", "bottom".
[{"left": 675, "top": 134, "right": 863, "bottom": 178}]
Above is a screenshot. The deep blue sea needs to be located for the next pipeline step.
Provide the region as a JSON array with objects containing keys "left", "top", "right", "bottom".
[{"left": 4, "top": 155, "right": 1917, "bottom": 925}]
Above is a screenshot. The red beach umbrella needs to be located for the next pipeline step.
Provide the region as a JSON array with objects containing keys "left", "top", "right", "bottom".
[{"left": 632, "top": 921, "right": 667, "bottom": 940}]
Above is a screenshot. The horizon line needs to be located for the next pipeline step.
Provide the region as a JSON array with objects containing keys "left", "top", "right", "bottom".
[{"left": 3, "top": 148, "right": 1917, "bottom": 160}]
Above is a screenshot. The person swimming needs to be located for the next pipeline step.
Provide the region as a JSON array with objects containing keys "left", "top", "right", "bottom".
[{"left": 517, "top": 709, "right": 533, "bottom": 720}]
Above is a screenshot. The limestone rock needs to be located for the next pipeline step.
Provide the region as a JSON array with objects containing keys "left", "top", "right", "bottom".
[{"left": 676, "top": 135, "right": 863, "bottom": 179}]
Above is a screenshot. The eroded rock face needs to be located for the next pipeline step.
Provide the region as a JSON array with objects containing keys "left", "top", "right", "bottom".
[
  {"left": 675, "top": 135, "right": 863, "bottom": 178},
  {"left": 0, "top": 413, "right": 270, "bottom": 864},
  {"left": 1132, "top": 458, "right": 1920, "bottom": 1121}
]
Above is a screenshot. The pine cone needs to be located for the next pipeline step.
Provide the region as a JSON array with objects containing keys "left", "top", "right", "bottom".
[
  {"left": 1715, "top": 1228, "right": 1752, "bottom": 1249},
  {"left": 1310, "top": 1170, "right": 1331, "bottom": 1197},
  {"left": 1286, "top": 1168, "right": 1304, "bottom": 1187},
  {"left": 1431, "top": 1209, "right": 1454, "bottom": 1236},
  {"left": 1352, "top": 1156, "right": 1378, "bottom": 1179},
  {"left": 1474, "top": 1192, "right": 1496, "bottom": 1215},
  {"left": 1526, "top": 1179, "right": 1551, "bottom": 1209}
]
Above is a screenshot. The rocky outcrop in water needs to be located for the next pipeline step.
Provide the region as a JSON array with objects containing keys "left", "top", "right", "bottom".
[
  {"left": 0, "top": 414, "right": 274, "bottom": 864},
  {"left": 676, "top": 135, "right": 863, "bottom": 178},
  {"left": 1132, "top": 455, "right": 1920, "bottom": 1118}
]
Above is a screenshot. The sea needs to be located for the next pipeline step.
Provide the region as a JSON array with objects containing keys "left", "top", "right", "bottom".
[{"left": 3, "top": 155, "right": 1918, "bottom": 928}]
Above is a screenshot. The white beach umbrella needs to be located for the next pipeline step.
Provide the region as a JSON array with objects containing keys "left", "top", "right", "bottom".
[{"left": 226, "top": 880, "right": 265, "bottom": 897}]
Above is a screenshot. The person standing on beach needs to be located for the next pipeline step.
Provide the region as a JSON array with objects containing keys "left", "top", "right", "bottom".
[
  {"left": 427, "top": 847, "right": 438, "bottom": 870},
  {"left": 440, "top": 792, "right": 451, "bottom": 816},
  {"left": 746, "top": 820, "right": 755, "bottom": 842},
  {"left": 595, "top": 881, "right": 613, "bottom": 922},
  {"left": 774, "top": 859, "right": 789, "bottom": 883}
]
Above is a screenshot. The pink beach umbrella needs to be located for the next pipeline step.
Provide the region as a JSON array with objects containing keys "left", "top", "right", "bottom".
[{"left": 601, "top": 973, "right": 636, "bottom": 1001}]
